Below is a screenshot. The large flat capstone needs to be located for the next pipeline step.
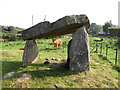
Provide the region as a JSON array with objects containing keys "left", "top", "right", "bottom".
[{"left": 20, "top": 14, "right": 90, "bottom": 40}]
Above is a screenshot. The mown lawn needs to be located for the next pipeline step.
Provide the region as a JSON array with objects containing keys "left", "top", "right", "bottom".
[{"left": 1, "top": 36, "right": 119, "bottom": 88}]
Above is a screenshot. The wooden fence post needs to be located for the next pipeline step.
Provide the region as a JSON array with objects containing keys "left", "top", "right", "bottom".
[
  {"left": 106, "top": 44, "right": 108, "bottom": 59},
  {"left": 100, "top": 42, "right": 103, "bottom": 54},
  {"left": 115, "top": 48, "right": 118, "bottom": 65},
  {"left": 90, "top": 43, "right": 96, "bottom": 53},
  {"left": 95, "top": 43, "right": 98, "bottom": 53}
]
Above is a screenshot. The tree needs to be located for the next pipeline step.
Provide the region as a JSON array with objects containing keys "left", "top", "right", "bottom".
[
  {"left": 1, "top": 25, "right": 24, "bottom": 41},
  {"left": 8, "top": 26, "right": 18, "bottom": 33},
  {"left": 0, "top": 25, "right": 2, "bottom": 33},
  {"left": 89, "top": 23, "right": 102, "bottom": 36},
  {"left": 103, "top": 21, "right": 113, "bottom": 34}
]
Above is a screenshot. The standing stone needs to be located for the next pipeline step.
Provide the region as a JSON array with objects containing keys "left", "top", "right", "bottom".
[
  {"left": 22, "top": 40, "right": 38, "bottom": 66},
  {"left": 67, "top": 39, "right": 72, "bottom": 68},
  {"left": 69, "top": 26, "right": 90, "bottom": 72}
]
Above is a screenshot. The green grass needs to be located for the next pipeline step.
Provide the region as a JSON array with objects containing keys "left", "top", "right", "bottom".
[
  {"left": 89, "top": 36, "right": 119, "bottom": 65},
  {"left": 1, "top": 36, "right": 119, "bottom": 88}
]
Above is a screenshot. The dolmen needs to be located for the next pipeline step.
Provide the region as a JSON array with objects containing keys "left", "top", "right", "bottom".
[{"left": 19, "top": 14, "right": 90, "bottom": 72}]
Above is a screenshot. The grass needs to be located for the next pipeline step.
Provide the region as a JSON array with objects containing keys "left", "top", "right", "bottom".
[
  {"left": 89, "top": 36, "right": 119, "bottom": 65},
  {"left": 1, "top": 36, "right": 119, "bottom": 88}
]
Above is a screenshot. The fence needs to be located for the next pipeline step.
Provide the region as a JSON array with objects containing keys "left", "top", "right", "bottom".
[
  {"left": 1, "top": 38, "right": 119, "bottom": 66},
  {"left": 37, "top": 39, "right": 119, "bottom": 66},
  {"left": 90, "top": 41, "right": 119, "bottom": 66}
]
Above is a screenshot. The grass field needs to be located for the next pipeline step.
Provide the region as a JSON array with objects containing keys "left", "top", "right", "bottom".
[{"left": 1, "top": 36, "right": 119, "bottom": 88}]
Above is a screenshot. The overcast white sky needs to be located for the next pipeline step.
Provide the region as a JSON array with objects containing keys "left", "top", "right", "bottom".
[{"left": 0, "top": 0, "right": 119, "bottom": 29}]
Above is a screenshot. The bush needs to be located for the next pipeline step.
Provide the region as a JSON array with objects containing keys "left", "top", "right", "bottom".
[{"left": 2, "top": 33, "right": 20, "bottom": 41}]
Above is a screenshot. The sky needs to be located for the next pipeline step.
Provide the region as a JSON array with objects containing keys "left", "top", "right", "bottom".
[{"left": 0, "top": 0, "right": 119, "bottom": 29}]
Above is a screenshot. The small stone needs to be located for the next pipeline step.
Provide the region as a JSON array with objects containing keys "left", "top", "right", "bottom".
[
  {"left": 45, "top": 58, "right": 49, "bottom": 60},
  {"left": 61, "top": 59, "right": 67, "bottom": 62},
  {"left": 20, "top": 73, "right": 32, "bottom": 79},
  {"left": 28, "top": 66, "right": 31, "bottom": 67},
  {"left": 46, "top": 68, "right": 51, "bottom": 70},
  {"left": 44, "top": 61, "right": 50, "bottom": 64},
  {"left": 3, "top": 72, "right": 14, "bottom": 79},
  {"left": 19, "top": 67, "right": 23, "bottom": 70},
  {"left": 54, "top": 84, "right": 59, "bottom": 88},
  {"left": 55, "top": 58, "right": 60, "bottom": 61},
  {"left": 17, "top": 73, "right": 32, "bottom": 82},
  {"left": 51, "top": 58, "right": 55, "bottom": 60}
]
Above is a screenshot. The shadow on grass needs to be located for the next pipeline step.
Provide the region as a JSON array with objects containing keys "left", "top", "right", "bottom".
[
  {"left": 2, "top": 61, "right": 22, "bottom": 75},
  {"left": 2, "top": 60, "right": 79, "bottom": 79},
  {"left": 98, "top": 54, "right": 120, "bottom": 72},
  {"left": 113, "top": 66, "right": 120, "bottom": 72},
  {"left": 39, "top": 47, "right": 64, "bottom": 52},
  {"left": 39, "top": 48, "right": 56, "bottom": 51},
  {"left": 19, "top": 63, "right": 79, "bottom": 78},
  {"left": 98, "top": 54, "right": 114, "bottom": 64}
]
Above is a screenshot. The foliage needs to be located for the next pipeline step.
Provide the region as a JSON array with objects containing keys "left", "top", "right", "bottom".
[
  {"left": 108, "top": 28, "right": 120, "bottom": 37},
  {"left": 0, "top": 25, "right": 24, "bottom": 33},
  {"left": 0, "top": 25, "right": 24, "bottom": 41},
  {"left": 2, "top": 33, "right": 20, "bottom": 41},
  {"left": 89, "top": 23, "right": 102, "bottom": 36},
  {"left": 103, "top": 21, "right": 113, "bottom": 34}
]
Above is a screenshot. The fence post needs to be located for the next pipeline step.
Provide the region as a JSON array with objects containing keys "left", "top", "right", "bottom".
[
  {"left": 115, "top": 48, "right": 118, "bottom": 65},
  {"left": 106, "top": 44, "right": 108, "bottom": 59},
  {"left": 63, "top": 45, "right": 65, "bottom": 52},
  {"left": 100, "top": 42, "right": 103, "bottom": 54},
  {"left": 90, "top": 43, "right": 96, "bottom": 53},
  {"left": 95, "top": 43, "right": 98, "bottom": 53}
]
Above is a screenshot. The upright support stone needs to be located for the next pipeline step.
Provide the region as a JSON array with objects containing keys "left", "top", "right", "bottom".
[
  {"left": 68, "top": 26, "right": 90, "bottom": 72},
  {"left": 67, "top": 39, "right": 72, "bottom": 68},
  {"left": 22, "top": 40, "right": 38, "bottom": 66}
]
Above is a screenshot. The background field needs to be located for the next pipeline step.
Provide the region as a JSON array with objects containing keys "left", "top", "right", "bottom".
[{"left": 1, "top": 36, "right": 120, "bottom": 88}]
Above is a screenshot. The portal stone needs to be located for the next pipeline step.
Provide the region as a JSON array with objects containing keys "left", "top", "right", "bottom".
[
  {"left": 69, "top": 26, "right": 90, "bottom": 72},
  {"left": 22, "top": 40, "right": 38, "bottom": 66}
]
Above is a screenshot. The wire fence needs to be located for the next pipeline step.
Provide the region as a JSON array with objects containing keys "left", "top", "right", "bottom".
[
  {"left": 36, "top": 38, "right": 119, "bottom": 66},
  {"left": 1, "top": 38, "right": 119, "bottom": 66},
  {"left": 90, "top": 41, "right": 119, "bottom": 66}
]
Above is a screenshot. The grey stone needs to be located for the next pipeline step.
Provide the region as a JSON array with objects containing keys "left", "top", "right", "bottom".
[
  {"left": 19, "top": 14, "right": 90, "bottom": 40},
  {"left": 61, "top": 59, "right": 67, "bottom": 62},
  {"left": 16, "top": 73, "right": 32, "bottom": 83},
  {"left": 54, "top": 84, "right": 59, "bottom": 88},
  {"left": 43, "top": 61, "right": 50, "bottom": 64},
  {"left": 68, "top": 26, "right": 90, "bottom": 72},
  {"left": 3, "top": 72, "right": 14, "bottom": 79},
  {"left": 19, "top": 67, "right": 23, "bottom": 70},
  {"left": 51, "top": 58, "right": 55, "bottom": 60},
  {"left": 20, "top": 73, "right": 32, "bottom": 79},
  {"left": 22, "top": 40, "right": 38, "bottom": 66},
  {"left": 45, "top": 58, "right": 49, "bottom": 60},
  {"left": 55, "top": 58, "right": 60, "bottom": 61}
]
